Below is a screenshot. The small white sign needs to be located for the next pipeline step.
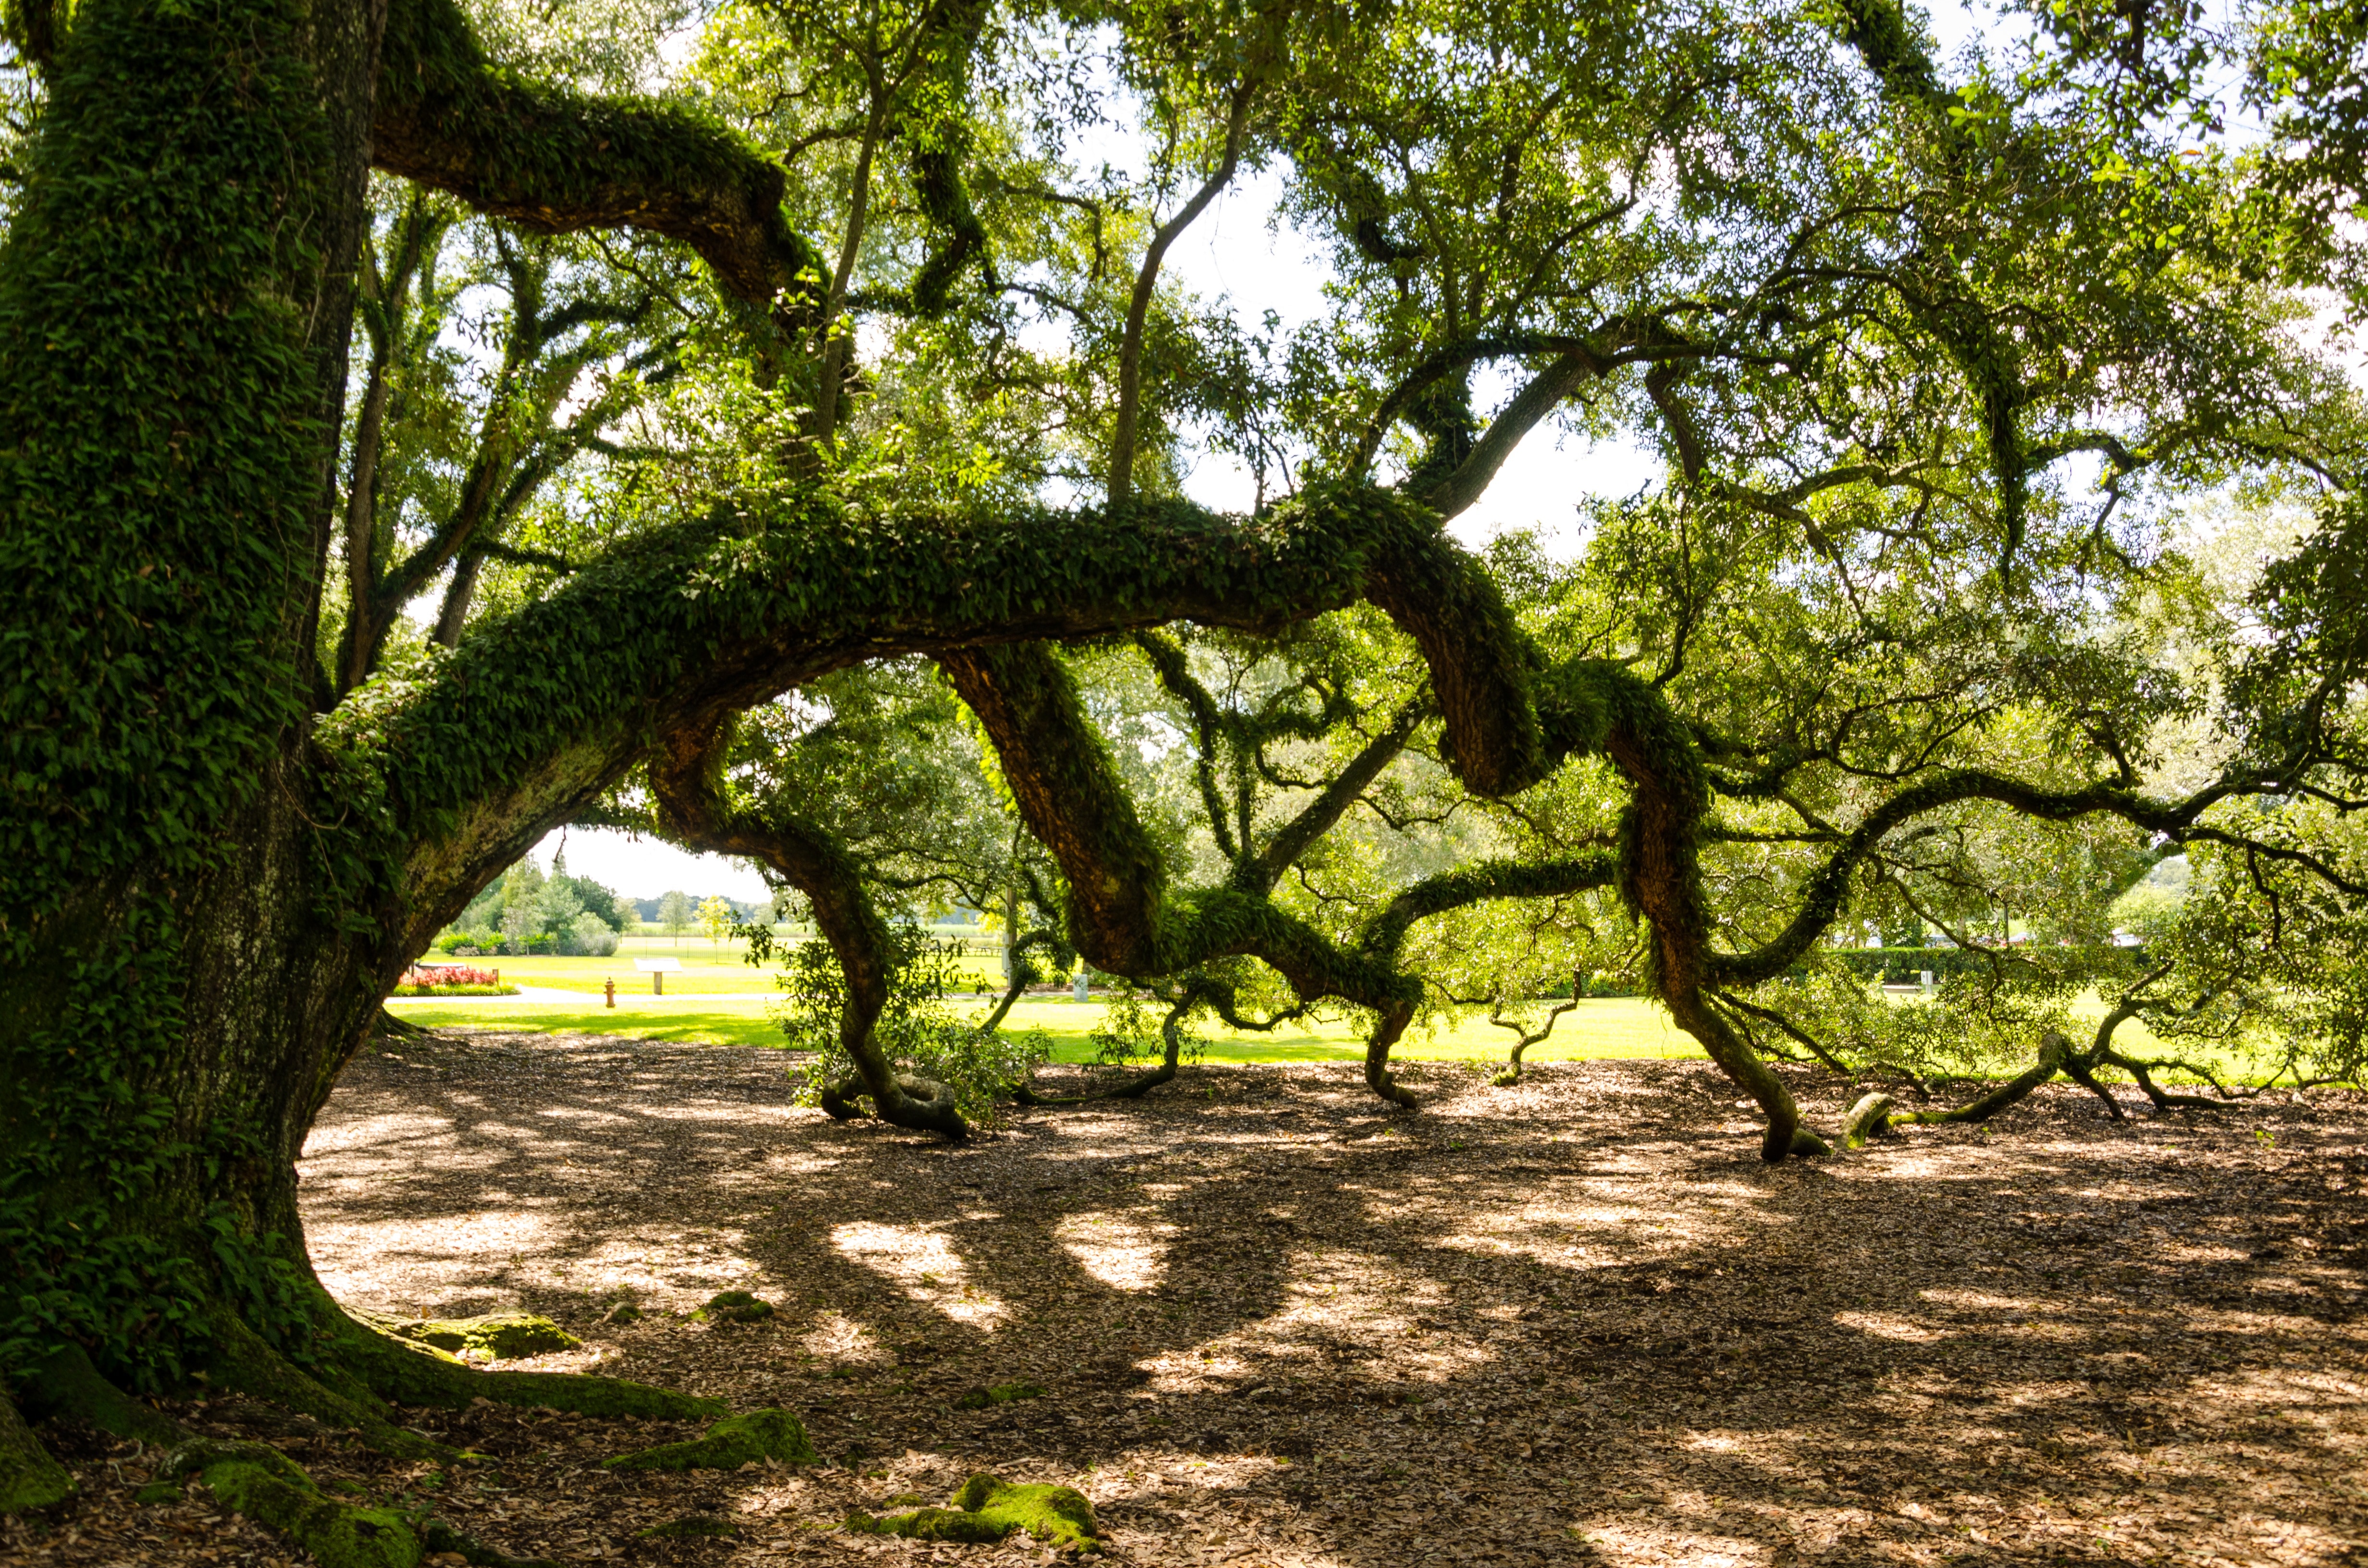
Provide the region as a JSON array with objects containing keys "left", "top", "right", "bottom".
[{"left": 633, "top": 957, "right": 684, "bottom": 972}]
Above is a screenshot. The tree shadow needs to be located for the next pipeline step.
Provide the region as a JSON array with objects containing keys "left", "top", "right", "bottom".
[{"left": 302, "top": 1037, "right": 2368, "bottom": 1565}]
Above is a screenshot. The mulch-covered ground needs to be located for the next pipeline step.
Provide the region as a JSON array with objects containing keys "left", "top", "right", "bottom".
[{"left": 7, "top": 1032, "right": 2366, "bottom": 1568}]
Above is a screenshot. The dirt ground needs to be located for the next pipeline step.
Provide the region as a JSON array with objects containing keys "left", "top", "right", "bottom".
[{"left": 7, "top": 1033, "right": 2366, "bottom": 1568}]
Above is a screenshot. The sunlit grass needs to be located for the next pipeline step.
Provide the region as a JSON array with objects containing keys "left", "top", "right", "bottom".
[
  {"left": 384, "top": 992, "right": 1704, "bottom": 1062},
  {"left": 451, "top": 941, "right": 1004, "bottom": 995},
  {"left": 386, "top": 969, "right": 2306, "bottom": 1084}
]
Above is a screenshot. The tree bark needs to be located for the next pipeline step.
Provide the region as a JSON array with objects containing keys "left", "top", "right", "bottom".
[{"left": 0, "top": 0, "right": 728, "bottom": 1531}]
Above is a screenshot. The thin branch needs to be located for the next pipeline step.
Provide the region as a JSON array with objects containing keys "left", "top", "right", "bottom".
[{"left": 1108, "top": 83, "right": 1253, "bottom": 506}]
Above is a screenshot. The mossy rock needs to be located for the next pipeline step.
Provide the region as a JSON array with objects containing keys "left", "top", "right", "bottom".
[
  {"left": 134, "top": 1479, "right": 186, "bottom": 1505},
  {"left": 954, "top": 1381, "right": 1045, "bottom": 1410},
  {"left": 604, "top": 1408, "right": 816, "bottom": 1472},
  {"left": 394, "top": 1314, "right": 580, "bottom": 1362},
  {"left": 166, "top": 1440, "right": 423, "bottom": 1568},
  {"left": 691, "top": 1291, "right": 773, "bottom": 1324},
  {"left": 600, "top": 1303, "right": 642, "bottom": 1326},
  {"left": 847, "top": 1472, "right": 1099, "bottom": 1554},
  {"left": 846, "top": 1505, "right": 1006, "bottom": 1544},
  {"left": 637, "top": 1515, "right": 739, "bottom": 1539}
]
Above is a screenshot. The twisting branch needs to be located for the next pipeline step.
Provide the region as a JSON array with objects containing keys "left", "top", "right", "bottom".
[
  {"left": 648, "top": 716, "right": 969, "bottom": 1137},
  {"left": 1481, "top": 973, "right": 1583, "bottom": 1083},
  {"left": 1708, "top": 987, "right": 1854, "bottom": 1075},
  {"left": 1254, "top": 697, "right": 1431, "bottom": 890},
  {"left": 373, "top": 0, "right": 824, "bottom": 323},
  {"left": 1348, "top": 330, "right": 1630, "bottom": 478},
  {"left": 1418, "top": 350, "right": 1606, "bottom": 521}
]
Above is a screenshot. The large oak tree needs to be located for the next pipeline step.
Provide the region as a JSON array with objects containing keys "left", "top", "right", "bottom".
[{"left": 2, "top": 0, "right": 2364, "bottom": 1551}]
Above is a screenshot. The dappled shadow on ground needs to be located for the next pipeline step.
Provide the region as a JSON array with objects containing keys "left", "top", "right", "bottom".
[
  {"left": 289, "top": 1034, "right": 2368, "bottom": 1567},
  {"left": 15, "top": 1035, "right": 2360, "bottom": 1568}
]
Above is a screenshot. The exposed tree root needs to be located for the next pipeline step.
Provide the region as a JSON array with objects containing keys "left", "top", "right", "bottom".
[
  {"left": 817, "top": 1072, "right": 964, "bottom": 1130},
  {"left": 603, "top": 1408, "right": 816, "bottom": 1471},
  {"left": 847, "top": 1472, "right": 1102, "bottom": 1554},
  {"left": 1843, "top": 1033, "right": 2072, "bottom": 1146},
  {"left": 18, "top": 1344, "right": 185, "bottom": 1449},
  {"left": 0, "top": 1384, "right": 73, "bottom": 1514},
  {"left": 11, "top": 1342, "right": 427, "bottom": 1568},
  {"left": 324, "top": 1304, "right": 723, "bottom": 1420},
  {"left": 161, "top": 1440, "right": 424, "bottom": 1568},
  {"left": 4, "top": 1293, "right": 731, "bottom": 1568},
  {"left": 201, "top": 1311, "right": 441, "bottom": 1459}
]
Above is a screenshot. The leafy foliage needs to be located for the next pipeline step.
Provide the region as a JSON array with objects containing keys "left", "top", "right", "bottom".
[{"left": 762, "top": 920, "right": 1048, "bottom": 1124}]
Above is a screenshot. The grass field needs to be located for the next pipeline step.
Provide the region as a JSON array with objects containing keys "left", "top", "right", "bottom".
[
  {"left": 385, "top": 989, "right": 1703, "bottom": 1063},
  {"left": 395, "top": 943, "right": 2270, "bottom": 1077},
  {"left": 440, "top": 936, "right": 1003, "bottom": 995}
]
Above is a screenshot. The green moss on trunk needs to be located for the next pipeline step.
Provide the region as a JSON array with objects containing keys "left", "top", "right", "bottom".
[
  {"left": 17, "top": 1344, "right": 185, "bottom": 1448},
  {"left": 388, "top": 1314, "right": 580, "bottom": 1360},
  {"left": 0, "top": 1388, "right": 73, "bottom": 1515}
]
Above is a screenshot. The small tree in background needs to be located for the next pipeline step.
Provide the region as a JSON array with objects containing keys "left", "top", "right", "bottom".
[
  {"left": 658, "top": 889, "right": 692, "bottom": 946},
  {"left": 698, "top": 894, "right": 736, "bottom": 952}
]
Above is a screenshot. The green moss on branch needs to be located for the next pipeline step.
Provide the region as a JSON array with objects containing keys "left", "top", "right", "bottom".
[{"left": 373, "top": 0, "right": 820, "bottom": 315}]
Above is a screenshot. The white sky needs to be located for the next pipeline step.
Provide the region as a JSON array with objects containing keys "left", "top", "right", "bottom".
[{"left": 530, "top": 825, "right": 775, "bottom": 903}]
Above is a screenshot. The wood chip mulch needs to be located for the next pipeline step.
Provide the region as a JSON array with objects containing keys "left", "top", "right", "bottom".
[{"left": 7, "top": 1031, "right": 2366, "bottom": 1568}]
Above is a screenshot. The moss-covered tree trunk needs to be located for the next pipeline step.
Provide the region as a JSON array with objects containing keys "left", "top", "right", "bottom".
[
  {"left": 0, "top": 0, "right": 395, "bottom": 1390},
  {"left": 0, "top": 5, "right": 727, "bottom": 1544}
]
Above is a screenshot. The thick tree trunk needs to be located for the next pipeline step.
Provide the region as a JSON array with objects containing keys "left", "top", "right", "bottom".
[
  {"left": 0, "top": 0, "right": 392, "bottom": 1396},
  {"left": 0, "top": 3, "right": 715, "bottom": 1550}
]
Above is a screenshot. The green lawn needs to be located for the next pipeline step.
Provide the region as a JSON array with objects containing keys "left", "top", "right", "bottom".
[
  {"left": 384, "top": 989, "right": 1703, "bottom": 1063},
  {"left": 391, "top": 951, "right": 2285, "bottom": 1083},
  {"left": 446, "top": 939, "right": 1004, "bottom": 995}
]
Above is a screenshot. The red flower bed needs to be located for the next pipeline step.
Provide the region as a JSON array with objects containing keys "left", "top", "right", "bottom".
[{"left": 401, "top": 964, "right": 500, "bottom": 988}]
